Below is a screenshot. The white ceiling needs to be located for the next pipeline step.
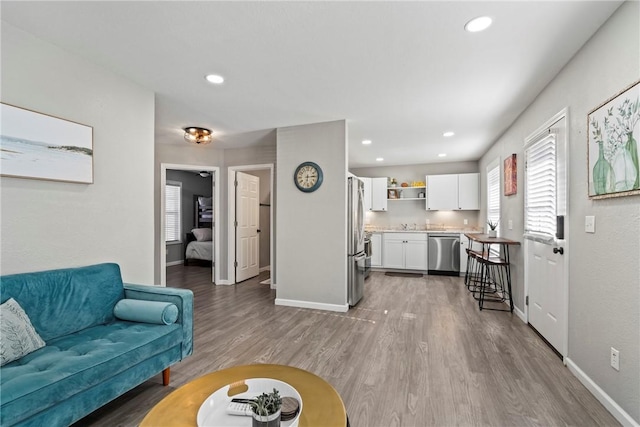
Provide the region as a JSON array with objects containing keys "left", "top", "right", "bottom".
[{"left": 1, "top": 1, "right": 622, "bottom": 167}]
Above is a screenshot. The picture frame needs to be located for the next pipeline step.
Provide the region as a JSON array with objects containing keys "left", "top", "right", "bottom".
[
  {"left": 387, "top": 189, "right": 399, "bottom": 199},
  {"left": 0, "top": 103, "right": 93, "bottom": 184},
  {"left": 587, "top": 80, "right": 639, "bottom": 199},
  {"left": 504, "top": 153, "right": 517, "bottom": 196}
]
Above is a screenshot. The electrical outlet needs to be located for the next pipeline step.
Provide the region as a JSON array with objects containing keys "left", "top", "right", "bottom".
[
  {"left": 464, "top": 219, "right": 468, "bottom": 225},
  {"left": 611, "top": 347, "right": 619, "bottom": 371},
  {"left": 508, "top": 220, "right": 513, "bottom": 230},
  {"left": 585, "top": 216, "right": 596, "bottom": 233}
]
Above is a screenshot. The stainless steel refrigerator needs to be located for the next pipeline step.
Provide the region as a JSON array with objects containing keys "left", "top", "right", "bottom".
[{"left": 347, "top": 176, "right": 365, "bottom": 306}]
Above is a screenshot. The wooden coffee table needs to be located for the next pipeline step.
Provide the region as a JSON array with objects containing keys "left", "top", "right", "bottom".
[{"left": 140, "top": 364, "right": 347, "bottom": 427}]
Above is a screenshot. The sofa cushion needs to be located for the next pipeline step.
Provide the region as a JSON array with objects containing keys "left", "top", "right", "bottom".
[
  {"left": 0, "top": 264, "right": 125, "bottom": 342},
  {"left": 0, "top": 321, "right": 181, "bottom": 426},
  {"left": 114, "top": 299, "right": 178, "bottom": 325},
  {"left": 0, "top": 298, "right": 46, "bottom": 366}
]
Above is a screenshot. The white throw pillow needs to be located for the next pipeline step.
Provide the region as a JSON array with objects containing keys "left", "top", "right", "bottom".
[
  {"left": 0, "top": 298, "right": 46, "bottom": 366},
  {"left": 192, "top": 228, "right": 212, "bottom": 242}
]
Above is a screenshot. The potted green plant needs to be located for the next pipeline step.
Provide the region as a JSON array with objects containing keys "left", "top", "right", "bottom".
[
  {"left": 251, "top": 388, "right": 282, "bottom": 427},
  {"left": 487, "top": 219, "right": 499, "bottom": 237}
]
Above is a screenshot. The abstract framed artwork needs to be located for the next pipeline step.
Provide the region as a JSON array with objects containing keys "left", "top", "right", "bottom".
[
  {"left": 0, "top": 103, "right": 93, "bottom": 184},
  {"left": 588, "top": 80, "right": 639, "bottom": 199},
  {"left": 504, "top": 153, "right": 517, "bottom": 196}
]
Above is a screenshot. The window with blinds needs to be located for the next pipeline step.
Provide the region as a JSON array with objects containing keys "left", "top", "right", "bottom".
[
  {"left": 487, "top": 160, "right": 501, "bottom": 235},
  {"left": 165, "top": 181, "right": 182, "bottom": 243},
  {"left": 525, "top": 134, "right": 556, "bottom": 238}
]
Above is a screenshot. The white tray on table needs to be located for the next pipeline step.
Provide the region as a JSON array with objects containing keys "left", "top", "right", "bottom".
[{"left": 197, "top": 378, "right": 302, "bottom": 427}]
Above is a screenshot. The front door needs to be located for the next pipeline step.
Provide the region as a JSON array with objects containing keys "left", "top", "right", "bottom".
[
  {"left": 524, "top": 112, "right": 568, "bottom": 357},
  {"left": 235, "top": 171, "right": 260, "bottom": 283}
]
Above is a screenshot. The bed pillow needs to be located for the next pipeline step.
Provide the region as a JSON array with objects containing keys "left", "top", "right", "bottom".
[
  {"left": 192, "top": 228, "right": 212, "bottom": 242},
  {"left": 113, "top": 299, "right": 178, "bottom": 325},
  {"left": 0, "top": 298, "right": 46, "bottom": 366}
]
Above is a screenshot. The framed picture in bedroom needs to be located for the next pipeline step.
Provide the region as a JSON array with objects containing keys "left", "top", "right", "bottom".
[{"left": 0, "top": 103, "right": 93, "bottom": 184}]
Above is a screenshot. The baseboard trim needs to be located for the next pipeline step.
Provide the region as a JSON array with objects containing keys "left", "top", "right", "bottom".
[
  {"left": 166, "top": 260, "right": 184, "bottom": 267},
  {"left": 270, "top": 282, "right": 276, "bottom": 290},
  {"left": 565, "top": 358, "right": 639, "bottom": 427},
  {"left": 513, "top": 305, "right": 527, "bottom": 323},
  {"left": 275, "top": 298, "right": 348, "bottom": 313},
  {"left": 216, "top": 280, "right": 234, "bottom": 286},
  {"left": 259, "top": 265, "right": 271, "bottom": 272}
]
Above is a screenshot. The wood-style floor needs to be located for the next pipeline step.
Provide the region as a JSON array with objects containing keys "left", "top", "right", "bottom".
[{"left": 74, "top": 266, "right": 619, "bottom": 427}]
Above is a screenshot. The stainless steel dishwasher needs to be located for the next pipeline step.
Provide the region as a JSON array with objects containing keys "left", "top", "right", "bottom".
[{"left": 428, "top": 234, "right": 460, "bottom": 276}]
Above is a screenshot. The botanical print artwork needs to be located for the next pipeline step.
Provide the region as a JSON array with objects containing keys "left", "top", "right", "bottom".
[
  {"left": 588, "top": 80, "right": 640, "bottom": 198},
  {"left": 0, "top": 103, "right": 93, "bottom": 184}
]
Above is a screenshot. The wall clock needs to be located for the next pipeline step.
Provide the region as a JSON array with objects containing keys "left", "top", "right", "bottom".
[{"left": 294, "top": 161, "right": 323, "bottom": 192}]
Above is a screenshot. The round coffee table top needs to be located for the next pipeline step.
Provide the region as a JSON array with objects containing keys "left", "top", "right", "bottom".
[{"left": 140, "top": 364, "right": 347, "bottom": 427}]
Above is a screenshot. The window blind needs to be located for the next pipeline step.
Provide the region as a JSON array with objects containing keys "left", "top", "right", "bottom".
[
  {"left": 525, "top": 134, "right": 556, "bottom": 237},
  {"left": 487, "top": 163, "right": 500, "bottom": 234},
  {"left": 165, "top": 182, "right": 181, "bottom": 242}
]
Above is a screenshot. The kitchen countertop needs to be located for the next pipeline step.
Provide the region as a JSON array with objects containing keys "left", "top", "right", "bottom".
[{"left": 366, "top": 228, "right": 481, "bottom": 234}]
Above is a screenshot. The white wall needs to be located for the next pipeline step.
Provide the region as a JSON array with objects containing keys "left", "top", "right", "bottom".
[
  {"left": 0, "top": 24, "right": 155, "bottom": 284},
  {"left": 276, "top": 120, "right": 348, "bottom": 311},
  {"left": 479, "top": 2, "right": 639, "bottom": 423}
]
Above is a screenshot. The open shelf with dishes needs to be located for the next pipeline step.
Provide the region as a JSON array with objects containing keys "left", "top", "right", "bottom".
[{"left": 387, "top": 185, "right": 426, "bottom": 201}]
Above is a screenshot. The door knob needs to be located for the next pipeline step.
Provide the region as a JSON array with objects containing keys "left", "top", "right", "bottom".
[{"left": 553, "top": 247, "right": 564, "bottom": 255}]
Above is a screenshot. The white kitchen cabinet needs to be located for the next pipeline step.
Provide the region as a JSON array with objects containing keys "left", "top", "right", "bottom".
[
  {"left": 458, "top": 173, "right": 480, "bottom": 210},
  {"left": 360, "top": 177, "right": 372, "bottom": 211},
  {"left": 370, "top": 233, "right": 382, "bottom": 267},
  {"left": 426, "top": 173, "right": 479, "bottom": 210},
  {"left": 383, "top": 233, "right": 428, "bottom": 270},
  {"left": 459, "top": 233, "right": 468, "bottom": 275},
  {"left": 370, "top": 177, "right": 388, "bottom": 211}
]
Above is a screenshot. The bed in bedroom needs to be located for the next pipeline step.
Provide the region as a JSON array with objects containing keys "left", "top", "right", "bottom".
[{"left": 184, "top": 195, "right": 214, "bottom": 266}]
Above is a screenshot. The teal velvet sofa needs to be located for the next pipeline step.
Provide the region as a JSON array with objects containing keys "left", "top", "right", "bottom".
[{"left": 0, "top": 263, "right": 193, "bottom": 427}]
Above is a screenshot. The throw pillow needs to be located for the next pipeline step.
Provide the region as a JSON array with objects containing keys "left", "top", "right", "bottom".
[
  {"left": 113, "top": 299, "right": 178, "bottom": 325},
  {"left": 0, "top": 298, "right": 46, "bottom": 366},
  {"left": 192, "top": 228, "right": 212, "bottom": 242}
]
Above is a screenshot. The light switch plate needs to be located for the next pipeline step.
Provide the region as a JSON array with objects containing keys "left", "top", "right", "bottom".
[
  {"left": 585, "top": 216, "right": 595, "bottom": 233},
  {"left": 508, "top": 220, "right": 513, "bottom": 230},
  {"left": 464, "top": 219, "right": 468, "bottom": 225}
]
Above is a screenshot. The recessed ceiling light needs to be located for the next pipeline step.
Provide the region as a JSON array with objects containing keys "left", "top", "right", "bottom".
[
  {"left": 443, "top": 131, "right": 455, "bottom": 137},
  {"left": 205, "top": 74, "right": 224, "bottom": 84},
  {"left": 465, "top": 16, "right": 492, "bottom": 33},
  {"left": 376, "top": 157, "right": 384, "bottom": 162},
  {"left": 362, "top": 140, "right": 372, "bottom": 145},
  {"left": 438, "top": 153, "right": 447, "bottom": 157}
]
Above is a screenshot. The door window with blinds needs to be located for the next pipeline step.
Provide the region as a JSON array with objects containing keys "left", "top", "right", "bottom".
[
  {"left": 165, "top": 181, "right": 182, "bottom": 243},
  {"left": 525, "top": 133, "right": 557, "bottom": 239},
  {"left": 487, "top": 158, "right": 501, "bottom": 235}
]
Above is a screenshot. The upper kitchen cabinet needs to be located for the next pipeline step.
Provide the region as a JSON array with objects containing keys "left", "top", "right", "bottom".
[
  {"left": 370, "top": 177, "right": 388, "bottom": 211},
  {"left": 426, "top": 173, "right": 479, "bottom": 210},
  {"left": 361, "top": 177, "right": 372, "bottom": 210}
]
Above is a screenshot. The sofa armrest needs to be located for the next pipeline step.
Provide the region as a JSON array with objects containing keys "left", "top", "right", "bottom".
[{"left": 122, "top": 284, "right": 193, "bottom": 359}]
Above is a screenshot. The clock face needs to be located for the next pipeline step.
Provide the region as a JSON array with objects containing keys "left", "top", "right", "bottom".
[{"left": 294, "top": 162, "right": 323, "bottom": 192}]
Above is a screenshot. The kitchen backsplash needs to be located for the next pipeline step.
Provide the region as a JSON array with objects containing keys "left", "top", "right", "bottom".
[{"left": 365, "top": 203, "right": 480, "bottom": 230}]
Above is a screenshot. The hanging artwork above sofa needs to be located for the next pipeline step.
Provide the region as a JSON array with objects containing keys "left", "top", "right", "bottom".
[
  {"left": 588, "top": 80, "right": 639, "bottom": 199},
  {"left": 0, "top": 103, "right": 93, "bottom": 184}
]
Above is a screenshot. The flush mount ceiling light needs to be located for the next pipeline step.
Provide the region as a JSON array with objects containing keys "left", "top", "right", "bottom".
[
  {"left": 205, "top": 74, "right": 224, "bottom": 84},
  {"left": 198, "top": 171, "right": 211, "bottom": 178},
  {"left": 376, "top": 157, "right": 384, "bottom": 162},
  {"left": 438, "top": 153, "right": 447, "bottom": 157},
  {"left": 465, "top": 16, "right": 492, "bottom": 32},
  {"left": 443, "top": 131, "right": 455, "bottom": 137},
  {"left": 183, "top": 127, "right": 213, "bottom": 145},
  {"left": 362, "top": 139, "right": 372, "bottom": 145}
]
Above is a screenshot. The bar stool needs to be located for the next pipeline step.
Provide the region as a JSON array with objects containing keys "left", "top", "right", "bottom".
[{"left": 475, "top": 249, "right": 514, "bottom": 312}]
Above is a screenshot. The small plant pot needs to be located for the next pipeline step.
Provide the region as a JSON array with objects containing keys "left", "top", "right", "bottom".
[
  {"left": 252, "top": 409, "right": 281, "bottom": 427},
  {"left": 488, "top": 230, "right": 497, "bottom": 238}
]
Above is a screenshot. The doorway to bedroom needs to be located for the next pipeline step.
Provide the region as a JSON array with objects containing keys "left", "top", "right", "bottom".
[{"left": 160, "top": 163, "right": 220, "bottom": 286}]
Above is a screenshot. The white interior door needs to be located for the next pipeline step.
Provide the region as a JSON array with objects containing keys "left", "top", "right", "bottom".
[
  {"left": 524, "top": 111, "right": 568, "bottom": 357},
  {"left": 235, "top": 171, "right": 260, "bottom": 283}
]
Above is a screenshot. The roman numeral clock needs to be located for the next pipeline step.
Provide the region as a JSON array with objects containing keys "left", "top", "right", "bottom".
[{"left": 294, "top": 161, "right": 323, "bottom": 192}]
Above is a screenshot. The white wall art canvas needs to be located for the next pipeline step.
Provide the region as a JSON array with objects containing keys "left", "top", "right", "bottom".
[
  {"left": 588, "top": 80, "right": 639, "bottom": 199},
  {"left": 1, "top": 103, "right": 93, "bottom": 184}
]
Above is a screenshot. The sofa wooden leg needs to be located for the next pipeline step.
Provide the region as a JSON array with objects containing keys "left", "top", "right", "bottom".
[{"left": 162, "top": 368, "right": 170, "bottom": 386}]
